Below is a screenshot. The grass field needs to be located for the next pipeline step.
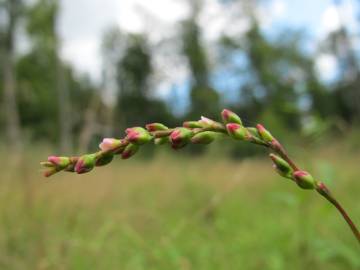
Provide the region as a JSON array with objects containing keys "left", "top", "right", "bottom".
[{"left": 0, "top": 143, "right": 359, "bottom": 269}]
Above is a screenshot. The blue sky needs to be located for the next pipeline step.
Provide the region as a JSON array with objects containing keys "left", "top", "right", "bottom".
[
  {"left": 60, "top": 0, "right": 353, "bottom": 79},
  {"left": 276, "top": 0, "right": 330, "bottom": 31},
  {"left": 58, "top": 0, "right": 359, "bottom": 113}
]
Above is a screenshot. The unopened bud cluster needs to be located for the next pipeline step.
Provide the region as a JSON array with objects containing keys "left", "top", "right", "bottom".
[
  {"left": 41, "top": 109, "right": 318, "bottom": 192},
  {"left": 269, "top": 154, "right": 317, "bottom": 189}
]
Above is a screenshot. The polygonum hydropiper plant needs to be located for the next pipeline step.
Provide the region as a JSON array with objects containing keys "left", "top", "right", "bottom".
[{"left": 41, "top": 109, "right": 360, "bottom": 244}]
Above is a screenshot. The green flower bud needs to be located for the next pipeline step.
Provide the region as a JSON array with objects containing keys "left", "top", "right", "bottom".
[
  {"left": 293, "top": 171, "right": 316, "bottom": 190},
  {"left": 126, "top": 127, "right": 153, "bottom": 145},
  {"left": 47, "top": 156, "right": 71, "bottom": 169},
  {"left": 170, "top": 127, "right": 193, "bottom": 149},
  {"left": 221, "top": 109, "right": 242, "bottom": 125},
  {"left": 183, "top": 121, "right": 203, "bottom": 129},
  {"left": 43, "top": 167, "right": 58, "bottom": 177},
  {"left": 198, "top": 116, "right": 224, "bottom": 131},
  {"left": 248, "top": 127, "right": 262, "bottom": 139},
  {"left": 146, "top": 123, "right": 168, "bottom": 132},
  {"left": 122, "top": 143, "right": 139, "bottom": 159},
  {"left": 191, "top": 131, "right": 216, "bottom": 144},
  {"left": 256, "top": 124, "right": 274, "bottom": 143},
  {"left": 226, "top": 123, "right": 251, "bottom": 141},
  {"left": 75, "top": 154, "right": 97, "bottom": 174},
  {"left": 154, "top": 137, "right": 169, "bottom": 145},
  {"left": 269, "top": 154, "right": 293, "bottom": 179},
  {"left": 95, "top": 152, "right": 114, "bottom": 167}
]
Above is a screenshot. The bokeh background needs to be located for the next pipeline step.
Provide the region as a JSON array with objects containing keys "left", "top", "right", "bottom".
[{"left": 1, "top": 0, "right": 360, "bottom": 269}]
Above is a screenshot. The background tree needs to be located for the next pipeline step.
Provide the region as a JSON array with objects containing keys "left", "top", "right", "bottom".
[
  {"left": 0, "top": 0, "right": 23, "bottom": 158},
  {"left": 325, "top": 0, "right": 360, "bottom": 124},
  {"left": 181, "top": 0, "right": 220, "bottom": 120},
  {"left": 115, "top": 33, "right": 173, "bottom": 131},
  {"left": 25, "top": 0, "right": 72, "bottom": 152}
]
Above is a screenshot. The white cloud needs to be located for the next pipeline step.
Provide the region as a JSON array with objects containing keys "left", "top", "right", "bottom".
[
  {"left": 271, "top": 0, "right": 286, "bottom": 17},
  {"left": 152, "top": 53, "right": 189, "bottom": 99},
  {"left": 321, "top": 5, "right": 341, "bottom": 34},
  {"left": 59, "top": 0, "right": 122, "bottom": 81},
  {"left": 319, "top": 1, "right": 358, "bottom": 37},
  {"left": 199, "top": 0, "right": 251, "bottom": 42},
  {"left": 256, "top": 0, "right": 287, "bottom": 30},
  {"left": 315, "top": 53, "right": 338, "bottom": 81},
  {"left": 58, "top": 0, "right": 190, "bottom": 83},
  {"left": 60, "top": 38, "right": 101, "bottom": 81},
  {"left": 117, "top": 0, "right": 189, "bottom": 34},
  {"left": 134, "top": 0, "right": 189, "bottom": 24}
]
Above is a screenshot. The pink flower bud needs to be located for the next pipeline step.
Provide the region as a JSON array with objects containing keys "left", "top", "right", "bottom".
[
  {"left": 191, "top": 131, "right": 216, "bottom": 144},
  {"left": 256, "top": 124, "right": 274, "bottom": 143},
  {"left": 121, "top": 143, "right": 139, "bottom": 159},
  {"left": 126, "top": 127, "right": 153, "bottom": 145},
  {"left": 198, "top": 116, "right": 224, "bottom": 131},
  {"left": 99, "top": 138, "right": 124, "bottom": 152},
  {"left": 292, "top": 170, "right": 316, "bottom": 190},
  {"left": 170, "top": 128, "right": 193, "bottom": 149},
  {"left": 198, "top": 116, "right": 215, "bottom": 127},
  {"left": 75, "top": 154, "right": 97, "bottom": 174},
  {"left": 48, "top": 156, "right": 71, "bottom": 169},
  {"left": 43, "top": 167, "right": 58, "bottom": 177},
  {"left": 221, "top": 109, "right": 242, "bottom": 125},
  {"left": 226, "top": 123, "right": 251, "bottom": 141},
  {"left": 40, "top": 161, "right": 54, "bottom": 168},
  {"left": 146, "top": 123, "right": 168, "bottom": 132}
]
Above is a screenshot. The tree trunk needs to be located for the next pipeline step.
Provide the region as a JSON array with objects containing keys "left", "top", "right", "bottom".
[
  {"left": 55, "top": 54, "right": 73, "bottom": 153},
  {"left": 78, "top": 93, "right": 101, "bottom": 153},
  {"left": 2, "top": 0, "right": 22, "bottom": 158}
]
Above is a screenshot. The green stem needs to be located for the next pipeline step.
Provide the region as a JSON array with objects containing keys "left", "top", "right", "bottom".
[
  {"left": 316, "top": 182, "right": 360, "bottom": 245},
  {"left": 272, "top": 141, "right": 360, "bottom": 245}
]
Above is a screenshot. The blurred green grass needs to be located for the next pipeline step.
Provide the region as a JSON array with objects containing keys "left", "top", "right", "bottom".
[{"left": 0, "top": 144, "right": 359, "bottom": 270}]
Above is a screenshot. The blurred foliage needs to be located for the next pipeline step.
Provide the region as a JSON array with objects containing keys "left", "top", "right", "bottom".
[
  {"left": 116, "top": 34, "right": 174, "bottom": 130},
  {"left": 0, "top": 145, "right": 359, "bottom": 269},
  {"left": 1, "top": 0, "right": 360, "bottom": 149},
  {"left": 181, "top": 7, "right": 220, "bottom": 121}
]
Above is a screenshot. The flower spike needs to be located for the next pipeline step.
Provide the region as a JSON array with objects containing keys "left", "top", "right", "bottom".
[{"left": 40, "top": 109, "right": 360, "bottom": 245}]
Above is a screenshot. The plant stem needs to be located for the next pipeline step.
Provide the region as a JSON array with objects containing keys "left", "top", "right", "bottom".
[
  {"left": 271, "top": 141, "right": 360, "bottom": 245},
  {"left": 316, "top": 182, "right": 360, "bottom": 245},
  {"left": 271, "top": 142, "right": 299, "bottom": 171}
]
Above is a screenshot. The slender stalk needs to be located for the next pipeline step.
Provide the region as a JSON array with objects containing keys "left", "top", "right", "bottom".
[
  {"left": 270, "top": 140, "right": 299, "bottom": 171},
  {"left": 272, "top": 141, "right": 360, "bottom": 245},
  {"left": 316, "top": 182, "right": 360, "bottom": 244}
]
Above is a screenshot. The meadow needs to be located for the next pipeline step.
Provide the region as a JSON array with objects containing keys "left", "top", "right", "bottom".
[{"left": 0, "top": 141, "right": 359, "bottom": 270}]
